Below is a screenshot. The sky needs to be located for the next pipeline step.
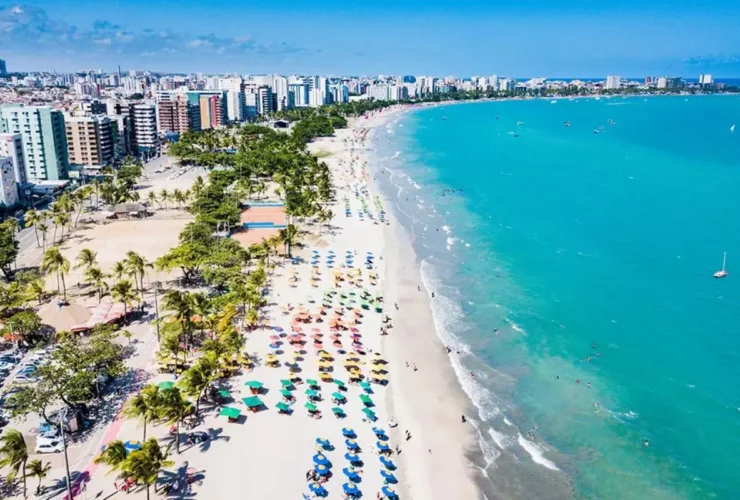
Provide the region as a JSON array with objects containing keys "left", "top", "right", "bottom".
[{"left": 2, "top": 1, "right": 740, "bottom": 77}]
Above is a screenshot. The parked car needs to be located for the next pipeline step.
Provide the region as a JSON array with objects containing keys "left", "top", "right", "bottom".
[{"left": 35, "top": 439, "right": 64, "bottom": 454}]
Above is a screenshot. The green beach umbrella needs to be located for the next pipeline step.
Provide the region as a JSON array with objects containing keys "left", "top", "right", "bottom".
[
  {"left": 333, "top": 379, "right": 346, "bottom": 388},
  {"left": 362, "top": 408, "right": 376, "bottom": 419},
  {"left": 276, "top": 402, "right": 291, "bottom": 412},
  {"left": 305, "top": 389, "right": 319, "bottom": 397},
  {"left": 306, "top": 379, "right": 319, "bottom": 387},
  {"left": 305, "top": 402, "right": 318, "bottom": 412},
  {"left": 280, "top": 389, "right": 293, "bottom": 398},
  {"left": 157, "top": 381, "right": 175, "bottom": 390},
  {"left": 281, "top": 379, "right": 294, "bottom": 388},
  {"left": 359, "top": 394, "right": 373, "bottom": 406},
  {"left": 219, "top": 406, "right": 241, "bottom": 419},
  {"left": 331, "top": 392, "right": 346, "bottom": 401},
  {"left": 242, "top": 396, "right": 264, "bottom": 409},
  {"left": 332, "top": 407, "right": 345, "bottom": 416},
  {"left": 244, "top": 380, "right": 264, "bottom": 389}
]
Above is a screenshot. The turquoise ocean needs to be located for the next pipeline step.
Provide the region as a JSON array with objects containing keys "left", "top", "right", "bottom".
[{"left": 370, "top": 95, "right": 740, "bottom": 500}]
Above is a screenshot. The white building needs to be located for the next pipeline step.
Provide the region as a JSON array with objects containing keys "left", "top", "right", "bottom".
[
  {"left": 309, "top": 88, "right": 324, "bottom": 108},
  {"left": 605, "top": 75, "right": 621, "bottom": 90},
  {"left": 272, "top": 75, "right": 290, "bottom": 111},
  {"left": 257, "top": 87, "right": 274, "bottom": 116},
  {"left": 289, "top": 84, "right": 309, "bottom": 108},
  {"left": 498, "top": 78, "right": 515, "bottom": 92},
  {"left": 0, "top": 133, "right": 27, "bottom": 185},
  {"left": 656, "top": 77, "right": 668, "bottom": 89},
  {"left": 0, "top": 157, "right": 18, "bottom": 207},
  {"left": 699, "top": 74, "right": 713, "bottom": 85},
  {"left": 218, "top": 78, "right": 246, "bottom": 122},
  {"left": 331, "top": 84, "right": 349, "bottom": 104},
  {"left": 130, "top": 103, "right": 158, "bottom": 157}
]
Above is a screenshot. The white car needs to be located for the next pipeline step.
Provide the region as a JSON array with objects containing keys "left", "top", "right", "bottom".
[
  {"left": 35, "top": 440, "right": 64, "bottom": 454},
  {"left": 39, "top": 428, "right": 60, "bottom": 440}
]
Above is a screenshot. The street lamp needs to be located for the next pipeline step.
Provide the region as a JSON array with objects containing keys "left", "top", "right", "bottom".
[
  {"left": 153, "top": 280, "right": 161, "bottom": 342},
  {"left": 58, "top": 408, "right": 74, "bottom": 500}
]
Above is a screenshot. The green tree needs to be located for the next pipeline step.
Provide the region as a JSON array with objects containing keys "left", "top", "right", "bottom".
[
  {"left": 36, "top": 222, "right": 49, "bottom": 253},
  {"left": 86, "top": 267, "right": 110, "bottom": 302},
  {"left": 278, "top": 224, "right": 299, "bottom": 258},
  {"left": 2, "top": 309, "right": 43, "bottom": 346},
  {"left": 41, "top": 247, "right": 70, "bottom": 299},
  {"left": 0, "top": 219, "right": 19, "bottom": 280},
  {"left": 159, "top": 189, "right": 170, "bottom": 209},
  {"left": 0, "top": 429, "right": 29, "bottom": 499},
  {"left": 25, "top": 459, "right": 51, "bottom": 496},
  {"left": 24, "top": 209, "right": 43, "bottom": 248},
  {"left": 178, "top": 352, "right": 217, "bottom": 415},
  {"left": 125, "top": 251, "right": 150, "bottom": 304},
  {"left": 75, "top": 248, "right": 98, "bottom": 271},
  {"left": 157, "top": 387, "right": 192, "bottom": 453},
  {"left": 123, "top": 385, "right": 161, "bottom": 441},
  {"left": 111, "top": 279, "right": 138, "bottom": 324},
  {"left": 147, "top": 190, "right": 158, "bottom": 208},
  {"left": 93, "top": 439, "right": 128, "bottom": 473},
  {"left": 120, "top": 438, "right": 173, "bottom": 500}
]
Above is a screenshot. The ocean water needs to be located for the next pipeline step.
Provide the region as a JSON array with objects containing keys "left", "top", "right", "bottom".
[{"left": 371, "top": 96, "right": 740, "bottom": 500}]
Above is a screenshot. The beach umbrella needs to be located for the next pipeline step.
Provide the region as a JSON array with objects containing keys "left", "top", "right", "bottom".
[
  {"left": 343, "top": 482, "right": 360, "bottom": 495},
  {"left": 305, "top": 402, "right": 318, "bottom": 412},
  {"left": 124, "top": 440, "right": 142, "bottom": 451},
  {"left": 269, "top": 343, "right": 281, "bottom": 350},
  {"left": 314, "top": 464, "right": 330, "bottom": 476},
  {"left": 342, "top": 428, "right": 355, "bottom": 437},
  {"left": 313, "top": 453, "right": 330, "bottom": 465},
  {"left": 344, "top": 452, "right": 360, "bottom": 462},
  {"left": 244, "top": 380, "right": 264, "bottom": 390},
  {"left": 332, "top": 392, "right": 347, "bottom": 401},
  {"left": 381, "top": 470, "right": 398, "bottom": 484},
  {"left": 269, "top": 334, "right": 280, "bottom": 341},
  {"left": 376, "top": 441, "right": 390, "bottom": 451},
  {"left": 343, "top": 467, "right": 360, "bottom": 479},
  {"left": 280, "top": 389, "right": 293, "bottom": 398},
  {"left": 360, "top": 394, "right": 373, "bottom": 406},
  {"left": 381, "top": 485, "right": 397, "bottom": 498},
  {"left": 157, "top": 381, "right": 174, "bottom": 390},
  {"left": 273, "top": 326, "right": 284, "bottom": 333},
  {"left": 362, "top": 408, "right": 377, "bottom": 421},
  {"left": 372, "top": 427, "right": 386, "bottom": 437},
  {"left": 306, "top": 378, "right": 319, "bottom": 387},
  {"left": 309, "top": 482, "right": 326, "bottom": 495},
  {"left": 379, "top": 456, "right": 396, "bottom": 470},
  {"left": 332, "top": 406, "right": 345, "bottom": 417},
  {"left": 305, "top": 389, "right": 320, "bottom": 398},
  {"left": 280, "top": 379, "right": 293, "bottom": 388},
  {"left": 345, "top": 439, "right": 359, "bottom": 450}
]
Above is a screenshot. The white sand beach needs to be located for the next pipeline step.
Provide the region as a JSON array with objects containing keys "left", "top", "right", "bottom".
[{"left": 2, "top": 110, "right": 481, "bottom": 500}]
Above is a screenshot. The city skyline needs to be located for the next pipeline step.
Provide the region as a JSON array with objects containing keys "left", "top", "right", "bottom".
[{"left": 1, "top": 1, "right": 740, "bottom": 76}]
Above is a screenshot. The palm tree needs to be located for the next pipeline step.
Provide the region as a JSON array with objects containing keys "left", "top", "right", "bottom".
[
  {"left": 178, "top": 353, "right": 217, "bottom": 415},
  {"left": 37, "top": 222, "right": 49, "bottom": 253},
  {"left": 93, "top": 439, "right": 128, "bottom": 473},
  {"left": 278, "top": 224, "right": 299, "bottom": 258},
  {"left": 52, "top": 211, "right": 71, "bottom": 245},
  {"left": 75, "top": 248, "right": 98, "bottom": 270},
  {"left": 123, "top": 385, "right": 161, "bottom": 441},
  {"left": 125, "top": 251, "right": 149, "bottom": 303},
  {"left": 112, "top": 260, "right": 127, "bottom": 281},
  {"left": 26, "top": 279, "right": 45, "bottom": 305},
  {"left": 147, "top": 190, "right": 158, "bottom": 208},
  {"left": 86, "top": 267, "right": 110, "bottom": 302},
  {"left": 0, "top": 429, "right": 29, "bottom": 499},
  {"left": 120, "top": 438, "right": 173, "bottom": 500},
  {"left": 157, "top": 387, "right": 191, "bottom": 453},
  {"left": 41, "top": 247, "right": 71, "bottom": 299},
  {"left": 24, "top": 209, "right": 43, "bottom": 248},
  {"left": 25, "top": 459, "right": 51, "bottom": 496},
  {"left": 159, "top": 189, "right": 170, "bottom": 209},
  {"left": 111, "top": 279, "right": 138, "bottom": 324},
  {"left": 171, "top": 189, "right": 184, "bottom": 208}
]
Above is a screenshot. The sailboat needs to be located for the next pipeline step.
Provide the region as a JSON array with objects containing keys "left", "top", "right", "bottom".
[
  {"left": 714, "top": 252, "right": 728, "bottom": 278},
  {"left": 731, "top": 124, "right": 736, "bottom": 133}
]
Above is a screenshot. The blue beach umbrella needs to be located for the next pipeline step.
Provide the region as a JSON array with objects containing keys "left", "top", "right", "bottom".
[
  {"left": 382, "top": 485, "right": 398, "bottom": 498},
  {"left": 345, "top": 439, "right": 360, "bottom": 450},
  {"left": 344, "top": 452, "right": 361, "bottom": 462},
  {"left": 342, "top": 428, "right": 355, "bottom": 437},
  {"left": 314, "top": 464, "right": 330, "bottom": 476},
  {"left": 376, "top": 441, "right": 390, "bottom": 451},
  {"left": 381, "top": 470, "right": 398, "bottom": 484},
  {"left": 309, "top": 482, "right": 327, "bottom": 495},
  {"left": 124, "top": 440, "right": 142, "bottom": 451},
  {"left": 379, "top": 456, "right": 396, "bottom": 470},
  {"left": 343, "top": 482, "right": 360, "bottom": 496},
  {"left": 313, "top": 453, "right": 330, "bottom": 465},
  {"left": 372, "top": 427, "right": 386, "bottom": 437},
  {"left": 342, "top": 467, "right": 360, "bottom": 479}
]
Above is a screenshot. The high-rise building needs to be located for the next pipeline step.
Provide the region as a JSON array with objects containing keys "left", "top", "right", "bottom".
[
  {"left": 219, "top": 78, "right": 246, "bottom": 122},
  {"left": 699, "top": 74, "right": 714, "bottom": 86},
  {"left": 257, "top": 86, "right": 275, "bottom": 116},
  {"left": 605, "top": 75, "right": 621, "bottom": 90},
  {"left": 331, "top": 85, "right": 349, "bottom": 104},
  {"left": 0, "top": 59, "right": 7, "bottom": 77},
  {"left": 199, "top": 95, "right": 225, "bottom": 129},
  {"left": 128, "top": 103, "right": 159, "bottom": 158},
  {"left": 272, "top": 75, "right": 290, "bottom": 111},
  {"left": 309, "top": 88, "right": 324, "bottom": 108},
  {"left": 158, "top": 96, "right": 200, "bottom": 134},
  {"left": 289, "top": 84, "right": 309, "bottom": 108},
  {"left": 0, "top": 133, "right": 27, "bottom": 185},
  {"left": 0, "top": 157, "right": 18, "bottom": 207},
  {"left": 0, "top": 105, "right": 69, "bottom": 180},
  {"left": 65, "top": 115, "right": 116, "bottom": 167}
]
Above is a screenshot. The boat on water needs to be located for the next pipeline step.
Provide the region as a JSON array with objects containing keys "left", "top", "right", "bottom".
[
  {"left": 564, "top": 121, "right": 571, "bottom": 127},
  {"left": 731, "top": 124, "right": 736, "bottom": 132},
  {"left": 593, "top": 129, "right": 600, "bottom": 134},
  {"left": 550, "top": 100, "right": 557, "bottom": 104},
  {"left": 517, "top": 121, "right": 524, "bottom": 125},
  {"left": 714, "top": 252, "right": 728, "bottom": 279}
]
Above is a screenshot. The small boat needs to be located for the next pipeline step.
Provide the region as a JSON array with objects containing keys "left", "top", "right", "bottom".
[
  {"left": 593, "top": 129, "right": 600, "bottom": 134},
  {"left": 714, "top": 252, "right": 728, "bottom": 279},
  {"left": 517, "top": 121, "right": 524, "bottom": 125},
  {"left": 564, "top": 121, "right": 571, "bottom": 127},
  {"left": 550, "top": 100, "right": 557, "bottom": 104},
  {"left": 731, "top": 124, "right": 736, "bottom": 133},
  {"left": 442, "top": 116, "right": 447, "bottom": 120}
]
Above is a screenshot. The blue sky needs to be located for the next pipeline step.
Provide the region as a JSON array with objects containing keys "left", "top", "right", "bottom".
[{"left": 2, "top": 1, "right": 740, "bottom": 77}]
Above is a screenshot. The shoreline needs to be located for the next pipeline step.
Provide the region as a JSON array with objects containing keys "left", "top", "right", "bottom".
[{"left": 324, "top": 107, "right": 487, "bottom": 499}]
